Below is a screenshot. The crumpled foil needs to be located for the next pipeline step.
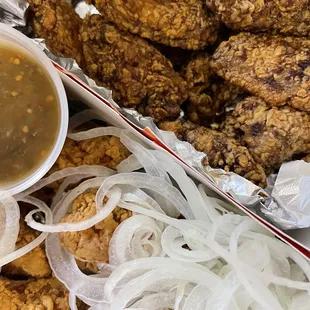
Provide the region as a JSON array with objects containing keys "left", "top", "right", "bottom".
[{"left": 2, "top": 0, "right": 310, "bottom": 230}]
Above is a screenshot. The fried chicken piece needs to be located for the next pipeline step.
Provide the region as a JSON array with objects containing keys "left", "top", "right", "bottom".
[
  {"left": 27, "top": 0, "right": 84, "bottom": 66},
  {"left": 59, "top": 189, "right": 132, "bottom": 262},
  {"left": 222, "top": 97, "right": 310, "bottom": 173},
  {"left": 186, "top": 80, "right": 245, "bottom": 127},
  {"left": 206, "top": 0, "right": 310, "bottom": 36},
  {"left": 88, "top": 0, "right": 219, "bottom": 50},
  {"left": 211, "top": 33, "right": 310, "bottom": 112},
  {"left": 151, "top": 43, "right": 194, "bottom": 72},
  {"left": 159, "top": 120, "right": 267, "bottom": 187},
  {"left": 33, "top": 135, "right": 130, "bottom": 205},
  {"left": 1, "top": 219, "right": 51, "bottom": 279},
  {"left": 0, "top": 277, "right": 69, "bottom": 310},
  {"left": 181, "top": 53, "right": 245, "bottom": 126},
  {"left": 79, "top": 14, "right": 187, "bottom": 122},
  {"left": 54, "top": 136, "right": 130, "bottom": 171}
]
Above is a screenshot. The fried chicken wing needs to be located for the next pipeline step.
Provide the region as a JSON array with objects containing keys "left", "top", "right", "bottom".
[
  {"left": 2, "top": 219, "right": 51, "bottom": 279},
  {"left": 79, "top": 14, "right": 187, "bottom": 122},
  {"left": 59, "top": 189, "right": 131, "bottom": 262},
  {"left": 159, "top": 120, "right": 267, "bottom": 187},
  {"left": 181, "top": 53, "right": 245, "bottom": 126},
  {"left": 222, "top": 97, "right": 310, "bottom": 173},
  {"left": 211, "top": 33, "right": 310, "bottom": 112},
  {"left": 0, "top": 277, "right": 69, "bottom": 310},
  {"left": 206, "top": 0, "right": 310, "bottom": 36},
  {"left": 27, "top": 0, "right": 84, "bottom": 66},
  {"left": 88, "top": 0, "right": 219, "bottom": 50}
]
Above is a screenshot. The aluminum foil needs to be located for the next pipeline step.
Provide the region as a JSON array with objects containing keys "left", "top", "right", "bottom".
[{"left": 2, "top": 0, "right": 310, "bottom": 230}]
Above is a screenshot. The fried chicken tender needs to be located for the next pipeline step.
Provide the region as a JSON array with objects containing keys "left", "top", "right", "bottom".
[
  {"left": 181, "top": 53, "right": 245, "bottom": 126},
  {"left": 88, "top": 0, "right": 219, "bottom": 50},
  {"left": 159, "top": 120, "right": 267, "bottom": 187},
  {"left": 205, "top": 0, "right": 310, "bottom": 36},
  {"left": 27, "top": 0, "right": 84, "bottom": 66},
  {"left": 79, "top": 14, "right": 187, "bottom": 122},
  {"left": 222, "top": 97, "right": 310, "bottom": 173},
  {"left": 59, "top": 189, "right": 132, "bottom": 262},
  {"left": 0, "top": 277, "right": 69, "bottom": 310},
  {"left": 1, "top": 219, "right": 51, "bottom": 279},
  {"left": 211, "top": 33, "right": 310, "bottom": 112}
]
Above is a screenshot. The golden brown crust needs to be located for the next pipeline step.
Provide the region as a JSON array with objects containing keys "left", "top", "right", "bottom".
[
  {"left": 303, "top": 154, "right": 310, "bottom": 163},
  {"left": 181, "top": 53, "right": 245, "bottom": 126},
  {"left": 27, "top": 0, "right": 84, "bottom": 66},
  {"left": 0, "top": 277, "right": 69, "bottom": 310},
  {"left": 1, "top": 220, "right": 51, "bottom": 279},
  {"left": 54, "top": 136, "right": 130, "bottom": 171},
  {"left": 79, "top": 14, "right": 187, "bottom": 122},
  {"left": 222, "top": 97, "right": 310, "bottom": 172},
  {"left": 211, "top": 33, "right": 310, "bottom": 112},
  {"left": 159, "top": 120, "right": 267, "bottom": 187},
  {"left": 206, "top": 0, "right": 310, "bottom": 36},
  {"left": 59, "top": 189, "right": 131, "bottom": 262},
  {"left": 88, "top": 0, "right": 219, "bottom": 50}
]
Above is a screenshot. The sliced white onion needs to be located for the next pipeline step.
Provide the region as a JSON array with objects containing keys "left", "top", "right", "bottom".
[
  {"left": 23, "top": 127, "right": 309, "bottom": 310},
  {"left": 69, "top": 292, "right": 79, "bottom": 310},
  {"left": 182, "top": 285, "right": 210, "bottom": 310},
  {"left": 67, "top": 127, "right": 122, "bottom": 141},
  {"left": 120, "top": 133, "right": 168, "bottom": 180},
  {"left": 0, "top": 191, "right": 20, "bottom": 266},
  {"left": 96, "top": 173, "right": 194, "bottom": 219},
  {"left": 68, "top": 109, "right": 101, "bottom": 134},
  {"left": 26, "top": 186, "right": 121, "bottom": 233},
  {"left": 161, "top": 225, "right": 217, "bottom": 262},
  {"left": 116, "top": 154, "right": 142, "bottom": 173},
  {"left": 51, "top": 174, "right": 91, "bottom": 210},
  {"left": 153, "top": 151, "right": 211, "bottom": 221},
  {"left": 0, "top": 196, "right": 51, "bottom": 266},
  {"left": 46, "top": 232, "right": 109, "bottom": 304},
  {"left": 16, "top": 165, "right": 115, "bottom": 200},
  {"left": 109, "top": 215, "right": 164, "bottom": 266},
  {"left": 104, "top": 257, "right": 220, "bottom": 306},
  {"left": 130, "top": 292, "right": 175, "bottom": 310}
]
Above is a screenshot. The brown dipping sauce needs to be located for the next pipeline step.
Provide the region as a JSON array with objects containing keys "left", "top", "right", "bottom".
[{"left": 0, "top": 44, "right": 59, "bottom": 186}]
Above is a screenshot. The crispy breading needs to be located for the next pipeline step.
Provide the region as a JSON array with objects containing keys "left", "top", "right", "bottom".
[
  {"left": 181, "top": 53, "right": 245, "bottom": 126},
  {"left": 182, "top": 53, "right": 213, "bottom": 98},
  {"left": 27, "top": 0, "right": 84, "bottom": 66},
  {"left": 205, "top": 0, "right": 310, "bottom": 36},
  {"left": 59, "top": 189, "right": 131, "bottom": 262},
  {"left": 1, "top": 219, "right": 51, "bottom": 279},
  {"left": 54, "top": 136, "right": 130, "bottom": 171},
  {"left": 211, "top": 33, "right": 310, "bottom": 112},
  {"left": 79, "top": 14, "right": 187, "bottom": 122},
  {"left": 159, "top": 120, "right": 267, "bottom": 187},
  {"left": 33, "top": 135, "right": 130, "bottom": 205},
  {"left": 185, "top": 79, "right": 245, "bottom": 127},
  {"left": 0, "top": 277, "right": 69, "bottom": 310},
  {"left": 222, "top": 97, "right": 310, "bottom": 173},
  {"left": 152, "top": 44, "right": 194, "bottom": 72},
  {"left": 87, "top": 0, "right": 219, "bottom": 50},
  {"left": 303, "top": 154, "right": 310, "bottom": 163}
]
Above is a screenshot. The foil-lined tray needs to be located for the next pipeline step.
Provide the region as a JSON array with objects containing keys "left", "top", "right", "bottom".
[{"left": 2, "top": 0, "right": 310, "bottom": 230}]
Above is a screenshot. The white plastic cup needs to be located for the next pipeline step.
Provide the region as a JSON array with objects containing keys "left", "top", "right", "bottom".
[{"left": 0, "top": 23, "right": 68, "bottom": 195}]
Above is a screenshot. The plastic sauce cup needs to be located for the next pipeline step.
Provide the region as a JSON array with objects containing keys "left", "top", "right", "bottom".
[{"left": 0, "top": 23, "right": 68, "bottom": 195}]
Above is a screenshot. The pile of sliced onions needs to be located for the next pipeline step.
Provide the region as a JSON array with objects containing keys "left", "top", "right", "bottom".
[{"left": 0, "top": 116, "right": 309, "bottom": 310}]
